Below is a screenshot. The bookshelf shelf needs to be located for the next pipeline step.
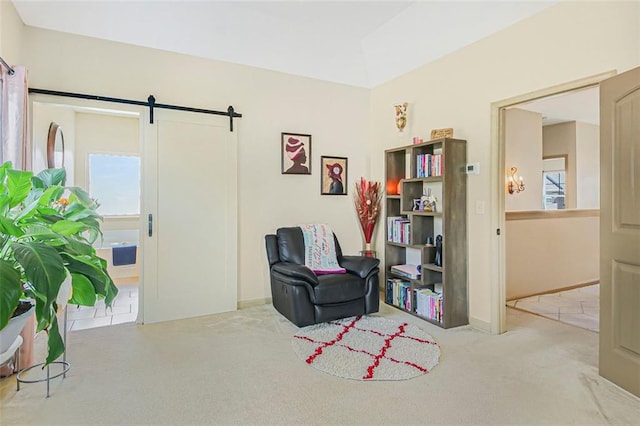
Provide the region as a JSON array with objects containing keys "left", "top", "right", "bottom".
[
  {"left": 384, "top": 137, "right": 468, "bottom": 329},
  {"left": 422, "top": 263, "right": 443, "bottom": 273}
]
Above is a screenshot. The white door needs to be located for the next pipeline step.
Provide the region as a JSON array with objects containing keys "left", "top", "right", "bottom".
[
  {"left": 141, "top": 110, "right": 237, "bottom": 323},
  {"left": 599, "top": 66, "right": 640, "bottom": 397}
]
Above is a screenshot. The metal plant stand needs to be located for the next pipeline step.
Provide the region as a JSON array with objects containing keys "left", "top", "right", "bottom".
[{"left": 16, "top": 308, "right": 70, "bottom": 398}]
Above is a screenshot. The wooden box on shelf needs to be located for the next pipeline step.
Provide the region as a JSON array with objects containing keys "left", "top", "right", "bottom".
[{"left": 383, "top": 137, "right": 468, "bottom": 329}]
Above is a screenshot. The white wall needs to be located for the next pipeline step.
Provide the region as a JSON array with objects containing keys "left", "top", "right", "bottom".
[
  {"left": 370, "top": 1, "right": 639, "bottom": 327},
  {"left": 18, "top": 21, "right": 371, "bottom": 304},
  {"left": 505, "top": 108, "right": 542, "bottom": 211}
]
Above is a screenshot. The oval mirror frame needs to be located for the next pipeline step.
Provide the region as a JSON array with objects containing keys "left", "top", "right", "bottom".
[{"left": 46, "top": 122, "right": 65, "bottom": 169}]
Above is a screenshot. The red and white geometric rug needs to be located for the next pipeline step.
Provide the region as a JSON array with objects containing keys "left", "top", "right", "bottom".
[{"left": 292, "top": 315, "right": 440, "bottom": 381}]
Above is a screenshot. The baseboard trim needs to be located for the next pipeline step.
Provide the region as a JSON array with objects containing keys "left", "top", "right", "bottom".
[
  {"left": 468, "top": 316, "right": 492, "bottom": 333},
  {"left": 237, "top": 297, "right": 272, "bottom": 309},
  {"left": 507, "top": 280, "right": 599, "bottom": 302}
]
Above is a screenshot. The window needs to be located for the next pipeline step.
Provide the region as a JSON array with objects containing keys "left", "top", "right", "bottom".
[
  {"left": 543, "top": 170, "right": 566, "bottom": 210},
  {"left": 542, "top": 156, "right": 566, "bottom": 210},
  {"left": 89, "top": 154, "right": 140, "bottom": 216}
]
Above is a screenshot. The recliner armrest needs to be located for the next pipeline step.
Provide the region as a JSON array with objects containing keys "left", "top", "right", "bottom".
[
  {"left": 271, "top": 262, "right": 319, "bottom": 286},
  {"left": 340, "top": 256, "right": 380, "bottom": 279}
]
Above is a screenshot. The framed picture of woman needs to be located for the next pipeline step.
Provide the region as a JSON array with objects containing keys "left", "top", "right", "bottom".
[
  {"left": 320, "top": 156, "right": 348, "bottom": 195},
  {"left": 281, "top": 132, "right": 311, "bottom": 175}
]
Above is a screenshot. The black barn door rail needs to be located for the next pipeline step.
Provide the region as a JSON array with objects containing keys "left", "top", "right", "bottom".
[{"left": 28, "top": 88, "right": 242, "bottom": 132}]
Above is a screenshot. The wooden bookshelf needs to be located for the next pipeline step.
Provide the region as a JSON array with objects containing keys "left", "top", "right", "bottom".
[{"left": 383, "top": 138, "right": 468, "bottom": 329}]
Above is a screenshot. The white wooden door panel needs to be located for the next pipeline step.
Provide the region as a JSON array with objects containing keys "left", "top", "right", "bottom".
[{"left": 142, "top": 111, "right": 237, "bottom": 324}]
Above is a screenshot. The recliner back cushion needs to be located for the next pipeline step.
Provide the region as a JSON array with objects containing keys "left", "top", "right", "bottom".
[{"left": 276, "top": 227, "right": 305, "bottom": 265}]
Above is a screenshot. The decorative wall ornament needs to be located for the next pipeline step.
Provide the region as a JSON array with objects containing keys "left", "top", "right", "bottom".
[
  {"left": 281, "top": 132, "right": 311, "bottom": 175},
  {"left": 394, "top": 102, "right": 408, "bottom": 132},
  {"left": 321, "top": 156, "right": 347, "bottom": 195},
  {"left": 507, "top": 166, "right": 525, "bottom": 194}
]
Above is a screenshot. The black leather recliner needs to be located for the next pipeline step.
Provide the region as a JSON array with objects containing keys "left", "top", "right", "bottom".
[{"left": 265, "top": 227, "right": 380, "bottom": 327}]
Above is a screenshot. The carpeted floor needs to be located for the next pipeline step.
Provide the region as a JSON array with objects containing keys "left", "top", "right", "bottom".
[{"left": 1, "top": 303, "right": 639, "bottom": 425}]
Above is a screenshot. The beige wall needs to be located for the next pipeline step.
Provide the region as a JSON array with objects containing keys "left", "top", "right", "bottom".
[
  {"left": 74, "top": 112, "right": 139, "bottom": 189},
  {"left": 543, "top": 120, "right": 600, "bottom": 210},
  {"left": 31, "top": 103, "right": 76, "bottom": 182},
  {"left": 543, "top": 122, "right": 577, "bottom": 208},
  {"left": 505, "top": 108, "right": 542, "bottom": 211},
  {"left": 575, "top": 122, "right": 600, "bottom": 209},
  {"left": 371, "top": 1, "right": 639, "bottom": 326},
  {"left": 18, "top": 22, "right": 371, "bottom": 305},
  {"left": 506, "top": 214, "right": 599, "bottom": 300},
  {"left": 0, "top": 1, "right": 24, "bottom": 66},
  {"left": 4, "top": 1, "right": 638, "bottom": 327}
]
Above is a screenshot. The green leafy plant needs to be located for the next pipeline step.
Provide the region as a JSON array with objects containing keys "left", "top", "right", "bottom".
[{"left": 0, "top": 161, "right": 117, "bottom": 364}]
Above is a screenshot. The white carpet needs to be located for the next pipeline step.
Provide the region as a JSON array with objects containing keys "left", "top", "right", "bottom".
[
  {"left": 292, "top": 315, "right": 440, "bottom": 380},
  {"left": 2, "top": 305, "right": 640, "bottom": 424}
]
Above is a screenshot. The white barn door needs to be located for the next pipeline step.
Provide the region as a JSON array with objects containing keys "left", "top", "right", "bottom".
[{"left": 142, "top": 110, "right": 237, "bottom": 323}]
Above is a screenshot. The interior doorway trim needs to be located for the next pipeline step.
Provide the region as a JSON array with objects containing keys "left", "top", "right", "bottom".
[{"left": 489, "top": 70, "right": 616, "bottom": 335}]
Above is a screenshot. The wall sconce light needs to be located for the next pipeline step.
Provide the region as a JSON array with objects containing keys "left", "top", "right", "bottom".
[{"left": 508, "top": 167, "right": 525, "bottom": 194}]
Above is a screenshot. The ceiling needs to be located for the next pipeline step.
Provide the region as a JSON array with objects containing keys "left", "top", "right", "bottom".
[
  {"left": 515, "top": 86, "right": 600, "bottom": 126},
  {"left": 12, "top": 0, "right": 557, "bottom": 88}
]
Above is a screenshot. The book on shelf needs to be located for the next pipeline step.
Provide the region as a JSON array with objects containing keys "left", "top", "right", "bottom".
[
  {"left": 415, "top": 287, "right": 443, "bottom": 322},
  {"left": 416, "top": 153, "right": 443, "bottom": 178},
  {"left": 387, "top": 216, "right": 410, "bottom": 244},
  {"left": 385, "top": 278, "right": 412, "bottom": 311},
  {"left": 390, "top": 264, "right": 421, "bottom": 279}
]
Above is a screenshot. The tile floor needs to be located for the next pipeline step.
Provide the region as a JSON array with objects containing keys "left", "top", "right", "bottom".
[
  {"left": 66, "top": 284, "right": 138, "bottom": 331},
  {"left": 506, "top": 283, "right": 599, "bottom": 332}
]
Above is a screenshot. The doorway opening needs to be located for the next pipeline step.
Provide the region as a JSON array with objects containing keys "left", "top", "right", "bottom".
[
  {"left": 31, "top": 99, "right": 143, "bottom": 331},
  {"left": 503, "top": 86, "right": 600, "bottom": 333},
  {"left": 490, "top": 71, "right": 615, "bottom": 335}
]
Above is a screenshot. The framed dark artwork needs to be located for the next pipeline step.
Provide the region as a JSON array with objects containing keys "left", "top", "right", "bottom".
[
  {"left": 321, "top": 156, "right": 348, "bottom": 195},
  {"left": 281, "top": 132, "right": 311, "bottom": 175}
]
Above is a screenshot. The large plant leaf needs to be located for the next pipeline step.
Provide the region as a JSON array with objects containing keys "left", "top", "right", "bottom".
[
  {"left": 0, "top": 259, "right": 23, "bottom": 330},
  {"left": 51, "top": 220, "right": 86, "bottom": 236},
  {"left": 61, "top": 253, "right": 108, "bottom": 298},
  {"left": 0, "top": 161, "right": 11, "bottom": 193},
  {"left": 104, "top": 276, "right": 118, "bottom": 307},
  {"left": 0, "top": 215, "right": 24, "bottom": 237},
  {"left": 0, "top": 197, "right": 8, "bottom": 216},
  {"left": 56, "top": 236, "right": 95, "bottom": 256},
  {"left": 33, "top": 168, "right": 66, "bottom": 188},
  {"left": 64, "top": 206, "right": 102, "bottom": 222},
  {"left": 45, "top": 311, "right": 65, "bottom": 365},
  {"left": 12, "top": 242, "right": 66, "bottom": 311},
  {"left": 37, "top": 186, "right": 65, "bottom": 207},
  {"left": 6, "top": 169, "right": 34, "bottom": 207},
  {"left": 68, "top": 273, "right": 97, "bottom": 306},
  {"left": 68, "top": 187, "right": 98, "bottom": 209}
]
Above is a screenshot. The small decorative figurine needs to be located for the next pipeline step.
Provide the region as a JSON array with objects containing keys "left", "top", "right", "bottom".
[{"left": 420, "top": 188, "right": 438, "bottom": 212}]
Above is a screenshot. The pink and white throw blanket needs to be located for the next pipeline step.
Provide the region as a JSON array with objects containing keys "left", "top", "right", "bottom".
[{"left": 299, "top": 224, "right": 346, "bottom": 275}]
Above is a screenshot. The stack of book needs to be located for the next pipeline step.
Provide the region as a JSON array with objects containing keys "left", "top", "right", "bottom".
[
  {"left": 390, "top": 264, "right": 421, "bottom": 280},
  {"left": 416, "top": 153, "right": 443, "bottom": 178},
  {"left": 387, "top": 216, "right": 410, "bottom": 244},
  {"left": 415, "top": 285, "right": 443, "bottom": 322},
  {"left": 385, "top": 278, "right": 412, "bottom": 311}
]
